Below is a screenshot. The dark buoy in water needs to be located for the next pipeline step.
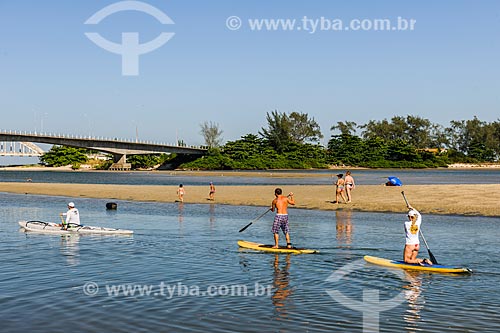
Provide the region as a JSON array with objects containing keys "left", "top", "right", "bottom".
[{"left": 106, "top": 202, "right": 117, "bottom": 210}]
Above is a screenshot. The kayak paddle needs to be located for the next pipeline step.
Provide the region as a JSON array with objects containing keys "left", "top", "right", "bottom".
[
  {"left": 401, "top": 191, "right": 439, "bottom": 265},
  {"left": 239, "top": 209, "right": 271, "bottom": 233},
  {"left": 60, "top": 214, "right": 69, "bottom": 230}
]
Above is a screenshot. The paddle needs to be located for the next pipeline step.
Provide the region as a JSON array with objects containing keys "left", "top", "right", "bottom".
[
  {"left": 60, "top": 214, "right": 67, "bottom": 230},
  {"left": 401, "top": 191, "right": 439, "bottom": 265},
  {"left": 239, "top": 208, "right": 271, "bottom": 233}
]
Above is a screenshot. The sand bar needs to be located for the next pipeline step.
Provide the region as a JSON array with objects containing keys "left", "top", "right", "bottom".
[{"left": 1, "top": 182, "right": 499, "bottom": 217}]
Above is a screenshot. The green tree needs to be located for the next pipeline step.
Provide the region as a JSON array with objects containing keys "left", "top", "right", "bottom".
[
  {"left": 127, "top": 154, "right": 169, "bottom": 169},
  {"left": 40, "top": 145, "right": 89, "bottom": 167},
  {"left": 327, "top": 133, "right": 365, "bottom": 165},
  {"left": 288, "top": 112, "right": 323, "bottom": 143},
  {"left": 359, "top": 115, "right": 445, "bottom": 149},
  {"left": 445, "top": 116, "right": 498, "bottom": 160},
  {"left": 259, "top": 110, "right": 323, "bottom": 153},
  {"left": 331, "top": 121, "right": 358, "bottom": 136},
  {"left": 259, "top": 110, "right": 291, "bottom": 153},
  {"left": 223, "top": 134, "right": 265, "bottom": 161}
]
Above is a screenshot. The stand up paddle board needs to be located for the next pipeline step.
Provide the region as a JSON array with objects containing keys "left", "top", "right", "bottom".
[
  {"left": 364, "top": 255, "right": 472, "bottom": 274},
  {"left": 238, "top": 240, "right": 318, "bottom": 254}
]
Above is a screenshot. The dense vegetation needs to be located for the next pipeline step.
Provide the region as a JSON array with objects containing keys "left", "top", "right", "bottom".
[
  {"left": 39, "top": 113, "right": 500, "bottom": 170},
  {"left": 180, "top": 114, "right": 500, "bottom": 170},
  {"left": 40, "top": 145, "right": 174, "bottom": 169},
  {"left": 40, "top": 146, "right": 89, "bottom": 167}
]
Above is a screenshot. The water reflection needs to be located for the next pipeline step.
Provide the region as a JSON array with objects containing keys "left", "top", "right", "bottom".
[
  {"left": 178, "top": 202, "right": 184, "bottom": 223},
  {"left": 336, "top": 210, "right": 353, "bottom": 245},
  {"left": 402, "top": 270, "right": 424, "bottom": 332},
  {"left": 209, "top": 204, "right": 216, "bottom": 228},
  {"left": 272, "top": 254, "right": 292, "bottom": 323},
  {"left": 60, "top": 234, "right": 80, "bottom": 266}
]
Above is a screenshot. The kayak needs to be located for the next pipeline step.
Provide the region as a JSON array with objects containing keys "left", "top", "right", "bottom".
[
  {"left": 237, "top": 240, "right": 318, "bottom": 254},
  {"left": 364, "top": 255, "right": 472, "bottom": 274},
  {"left": 18, "top": 220, "right": 133, "bottom": 235}
]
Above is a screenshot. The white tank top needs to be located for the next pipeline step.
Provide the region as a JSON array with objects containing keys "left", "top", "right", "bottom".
[{"left": 404, "top": 210, "right": 421, "bottom": 245}]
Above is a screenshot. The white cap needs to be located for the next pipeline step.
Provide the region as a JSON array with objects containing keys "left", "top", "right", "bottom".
[
  {"left": 408, "top": 210, "right": 417, "bottom": 217},
  {"left": 68, "top": 202, "right": 75, "bottom": 207}
]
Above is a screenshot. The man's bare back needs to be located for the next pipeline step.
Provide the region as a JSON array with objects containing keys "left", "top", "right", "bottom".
[
  {"left": 271, "top": 188, "right": 295, "bottom": 248},
  {"left": 272, "top": 193, "right": 295, "bottom": 214}
]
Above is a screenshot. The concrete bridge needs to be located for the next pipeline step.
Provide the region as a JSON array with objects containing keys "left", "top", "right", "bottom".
[{"left": 0, "top": 130, "right": 208, "bottom": 170}]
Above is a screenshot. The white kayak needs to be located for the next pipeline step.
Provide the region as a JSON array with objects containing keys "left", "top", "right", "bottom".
[{"left": 18, "top": 220, "right": 133, "bottom": 235}]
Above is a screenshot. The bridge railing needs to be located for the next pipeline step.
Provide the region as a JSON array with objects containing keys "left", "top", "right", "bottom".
[{"left": 0, "top": 130, "right": 209, "bottom": 150}]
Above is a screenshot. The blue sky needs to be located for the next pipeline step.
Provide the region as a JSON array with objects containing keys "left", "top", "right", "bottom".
[{"left": 1, "top": 0, "right": 499, "bottom": 154}]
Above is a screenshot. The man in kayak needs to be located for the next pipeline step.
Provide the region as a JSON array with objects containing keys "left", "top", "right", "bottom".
[
  {"left": 404, "top": 206, "right": 432, "bottom": 265},
  {"left": 271, "top": 188, "right": 295, "bottom": 249},
  {"left": 60, "top": 202, "right": 80, "bottom": 230}
]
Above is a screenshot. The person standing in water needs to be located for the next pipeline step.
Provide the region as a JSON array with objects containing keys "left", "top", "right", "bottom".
[
  {"left": 404, "top": 205, "right": 432, "bottom": 265},
  {"left": 271, "top": 188, "right": 295, "bottom": 249},
  {"left": 335, "top": 174, "right": 348, "bottom": 204},
  {"left": 344, "top": 171, "right": 355, "bottom": 203},
  {"left": 208, "top": 182, "right": 216, "bottom": 201},
  {"left": 177, "top": 184, "right": 185, "bottom": 202}
]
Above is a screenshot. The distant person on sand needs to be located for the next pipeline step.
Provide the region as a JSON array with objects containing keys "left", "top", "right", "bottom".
[
  {"left": 177, "top": 184, "right": 185, "bottom": 202},
  {"left": 209, "top": 182, "right": 216, "bottom": 201},
  {"left": 271, "top": 188, "right": 295, "bottom": 249},
  {"left": 335, "top": 174, "right": 348, "bottom": 204},
  {"left": 60, "top": 202, "right": 80, "bottom": 230},
  {"left": 344, "top": 171, "right": 355, "bottom": 203},
  {"left": 403, "top": 205, "right": 432, "bottom": 265}
]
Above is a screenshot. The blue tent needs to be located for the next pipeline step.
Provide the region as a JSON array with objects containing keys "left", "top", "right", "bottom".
[{"left": 387, "top": 176, "right": 402, "bottom": 186}]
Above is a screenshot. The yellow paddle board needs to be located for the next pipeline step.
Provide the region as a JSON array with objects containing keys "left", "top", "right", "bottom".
[
  {"left": 238, "top": 240, "right": 318, "bottom": 254},
  {"left": 364, "top": 255, "right": 472, "bottom": 274}
]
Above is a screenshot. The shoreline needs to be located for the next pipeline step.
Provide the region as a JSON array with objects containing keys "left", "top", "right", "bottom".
[
  {"left": 1, "top": 182, "right": 499, "bottom": 217},
  {"left": 1, "top": 162, "right": 500, "bottom": 172}
]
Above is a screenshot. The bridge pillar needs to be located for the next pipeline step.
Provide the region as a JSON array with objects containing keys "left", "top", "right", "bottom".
[{"left": 109, "top": 154, "right": 131, "bottom": 171}]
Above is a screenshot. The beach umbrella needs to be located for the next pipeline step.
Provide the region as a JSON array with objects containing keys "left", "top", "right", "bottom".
[{"left": 387, "top": 176, "right": 402, "bottom": 186}]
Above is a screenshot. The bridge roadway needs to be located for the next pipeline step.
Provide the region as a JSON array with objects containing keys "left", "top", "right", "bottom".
[{"left": 0, "top": 130, "right": 207, "bottom": 170}]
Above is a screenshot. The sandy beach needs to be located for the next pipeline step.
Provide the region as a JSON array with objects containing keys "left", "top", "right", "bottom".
[{"left": 1, "top": 182, "right": 499, "bottom": 217}]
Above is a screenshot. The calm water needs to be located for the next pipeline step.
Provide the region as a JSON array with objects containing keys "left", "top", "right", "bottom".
[
  {"left": 1, "top": 193, "right": 499, "bottom": 332},
  {"left": 0, "top": 168, "right": 499, "bottom": 185}
]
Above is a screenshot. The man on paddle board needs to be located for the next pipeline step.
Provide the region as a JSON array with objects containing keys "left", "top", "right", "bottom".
[
  {"left": 271, "top": 188, "right": 295, "bottom": 249},
  {"left": 404, "top": 206, "right": 432, "bottom": 265}
]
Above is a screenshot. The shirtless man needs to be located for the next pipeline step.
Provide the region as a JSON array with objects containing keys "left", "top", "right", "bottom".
[
  {"left": 404, "top": 205, "right": 432, "bottom": 265},
  {"left": 271, "top": 188, "right": 295, "bottom": 249}
]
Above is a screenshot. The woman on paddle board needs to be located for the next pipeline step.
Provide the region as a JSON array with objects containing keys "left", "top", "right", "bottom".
[
  {"left": 404, "top": 206, "right": 432, "bottom": 266},
  {"left": 271, "top": 188, "right": 295, "bottom": 249}
]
